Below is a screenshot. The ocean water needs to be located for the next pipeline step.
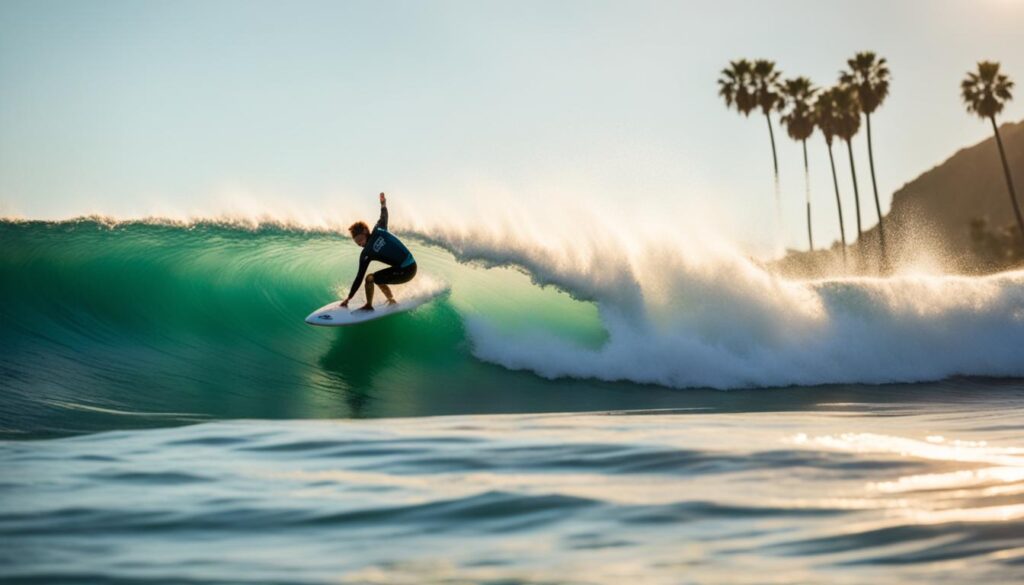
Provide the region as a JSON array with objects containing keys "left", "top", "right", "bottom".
[
  {"left": 4, "top": 398, "right": 1024, "bottom": 584},
  {"left": 2, "top": 218, "right": 1024, "bottom": 583}
]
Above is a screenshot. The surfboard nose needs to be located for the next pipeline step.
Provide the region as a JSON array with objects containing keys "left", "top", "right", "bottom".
[{"left": 306, "top": 312, "right": 333, "bottom": 324}]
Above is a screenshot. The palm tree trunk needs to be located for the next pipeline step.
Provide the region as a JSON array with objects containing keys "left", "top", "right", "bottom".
[
  {"left": 765, "top": 113, "right": 779, "bottom": 177},
  {"left": 827, "top": 141, "right": 847, "bottom": 267},
  {"left": 766, "top": 112, "right": 782, "bottom": 243},
  {"left": 846, "top": 139, "right": 863, "bottom": 267},
  {"left": 803, "top": 139, "right": 813, "bottom": 251},
  {"left": 991, "top": 116, "right": 1024, "bottom": 239},
  {"left": 866, "top": 113, "right": 889, "bottom": 270}
]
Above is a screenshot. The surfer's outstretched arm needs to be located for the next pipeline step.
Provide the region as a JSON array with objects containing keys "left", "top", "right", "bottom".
[
  {"left": 343, "top": 252, "right": 371, "bottom": 305},
  {"left": 376, "top": 192, "right": 388, "bottom": 230}
]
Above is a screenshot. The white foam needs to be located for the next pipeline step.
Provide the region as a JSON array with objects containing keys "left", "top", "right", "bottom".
[{"left": 410, "top": 213, "right": 1024, "bottom": 389}]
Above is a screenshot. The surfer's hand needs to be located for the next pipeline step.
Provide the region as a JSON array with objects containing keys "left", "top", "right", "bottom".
[{"left": 379, "top": 192, "right": 386, "bottom": 205}]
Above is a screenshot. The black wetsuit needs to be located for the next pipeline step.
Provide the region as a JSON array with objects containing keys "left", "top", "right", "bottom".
[{"left": 347, "top": 205, "right": 417, "bottom": 300}]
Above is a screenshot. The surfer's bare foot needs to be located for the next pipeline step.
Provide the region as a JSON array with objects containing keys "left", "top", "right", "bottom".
[
  {"left": 385, "top": 298, "right": 397, "bottom": 305},
  {"left": 357, "top": 304, "right": 374, "bottom": 312}
]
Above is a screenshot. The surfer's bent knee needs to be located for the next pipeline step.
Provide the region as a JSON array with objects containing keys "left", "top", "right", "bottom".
[{"left": 365, "top": 274, "right": 374, "bottom": 284}]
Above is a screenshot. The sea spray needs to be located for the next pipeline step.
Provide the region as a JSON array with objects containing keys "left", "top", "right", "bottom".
[{"left": 408, "top": 214, "right": 1024, "bottom": 388}]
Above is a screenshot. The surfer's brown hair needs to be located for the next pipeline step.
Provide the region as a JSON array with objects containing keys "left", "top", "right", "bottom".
[{"left": 348, "top": 221, "right": 370, "bottom": 237}]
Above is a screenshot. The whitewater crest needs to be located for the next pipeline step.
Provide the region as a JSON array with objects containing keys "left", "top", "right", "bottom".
[{"left": 410, "top": 216, "right": 1024, "bottom": 390}]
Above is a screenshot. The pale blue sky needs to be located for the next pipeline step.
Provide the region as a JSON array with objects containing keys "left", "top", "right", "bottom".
[{"left": 1, "top": 0, "right": 1022, "bottom": 252}]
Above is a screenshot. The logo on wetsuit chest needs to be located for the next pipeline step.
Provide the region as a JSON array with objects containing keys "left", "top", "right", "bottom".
[{"left": 372, "top": 236, "right": 385, "bottom": 253}]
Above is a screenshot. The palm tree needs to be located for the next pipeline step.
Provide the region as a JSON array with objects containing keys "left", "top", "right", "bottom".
[
  {"left": 752, "top": 59, "right": 785, "bottom": 180},
  {"left": 813, "top": 86, "right": 848, "bottom": 266},
  {"left": 718, "top": 59, "right": 757, "bottom": 118},
  {"left": 780, "top": 77, "right": 818, "bottom": 251},
  {"left": 719, "top": 59, "right": 786, "bottom": 229},
  {"left": 719, "top": 59, "right": 783, "bottom": 178},
  {"left": 841, "top": 52, "right": 891, "bottom": 267},
  {"left": 830, "top": 85, "right": 865, "bottom": 255},
  {"left": 961, "top": 61, "right": 1022, "bottom": 238}
]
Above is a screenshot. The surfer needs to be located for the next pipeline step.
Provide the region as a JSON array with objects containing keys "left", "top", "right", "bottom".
[{"left": 340, "top": 193, "right": 417, "bottom": 311}]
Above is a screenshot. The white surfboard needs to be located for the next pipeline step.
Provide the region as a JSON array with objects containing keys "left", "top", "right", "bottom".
[{"left": 305, "top": 285, "right": 445, "bottom": 327}]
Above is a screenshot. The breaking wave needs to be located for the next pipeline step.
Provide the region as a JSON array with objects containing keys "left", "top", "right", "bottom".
[{"left": 2, "top": 215, "right": 1023, "bottom": 435}]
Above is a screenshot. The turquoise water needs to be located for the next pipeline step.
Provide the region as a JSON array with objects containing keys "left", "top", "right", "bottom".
[{"left": 2, "top": 218, "right": 1024, "bottom": 583}]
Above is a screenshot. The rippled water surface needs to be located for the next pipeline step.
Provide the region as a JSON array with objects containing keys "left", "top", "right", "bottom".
[{"left": 4, "top": 395, "right": 1024, "bottom": 584}]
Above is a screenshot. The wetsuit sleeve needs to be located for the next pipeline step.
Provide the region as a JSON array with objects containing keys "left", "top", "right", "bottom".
[
  {"left": 348, "top": 251, "right": 370, "bottom": 300},
  {"left": 375, "top": 205, "right": 388, "bottom": 230}
]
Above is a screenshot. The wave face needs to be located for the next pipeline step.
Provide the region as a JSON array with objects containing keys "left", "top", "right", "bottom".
[
  {"left": 0, "top": 218, "right": 606, "bottom": 436},
  {"left": 2, "top": 218, "right": 1024, "bottom": 435}
]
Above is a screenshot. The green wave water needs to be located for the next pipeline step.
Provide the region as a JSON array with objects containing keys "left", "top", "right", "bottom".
[{"left": 0, "top": 218, "right": 608, "bottom": 437}]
